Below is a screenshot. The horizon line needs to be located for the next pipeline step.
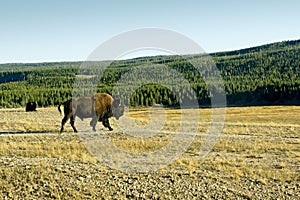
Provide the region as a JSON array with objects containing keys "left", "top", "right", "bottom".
[{"left": 0, "top": 38, "right": 299, "bottom": 65}]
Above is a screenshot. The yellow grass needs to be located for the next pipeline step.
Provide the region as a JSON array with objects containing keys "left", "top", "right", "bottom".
[
  {"left": 0, "top": 107, "right": 61, "bottom": 133},
  {"left": 0, "top": 105, "right": 299, "bottom": 198}
]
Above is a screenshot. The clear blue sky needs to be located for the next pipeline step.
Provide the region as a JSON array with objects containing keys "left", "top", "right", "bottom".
[{"left": 0, "top": 0, "right": 299, "bottom": 63}]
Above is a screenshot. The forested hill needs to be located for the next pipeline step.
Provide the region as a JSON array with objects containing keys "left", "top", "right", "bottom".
[
  {"left": 211, "top": 40, "right": 300, "bottom": 57},
  {"left": 0, "top": 39, "right": 299, "bottom": 108}
]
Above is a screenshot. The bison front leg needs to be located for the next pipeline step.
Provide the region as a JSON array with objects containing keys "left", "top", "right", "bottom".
[{"left": 102, "top": 118, "right": 113, "bottom": 131}]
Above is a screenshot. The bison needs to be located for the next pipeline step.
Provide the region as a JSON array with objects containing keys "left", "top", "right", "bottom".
[
  {"left": 58, "top": 93, "right": 124, "bottom": 133},
  {"left": 25, "top": 102, "right": 37, "bottom": 112}
]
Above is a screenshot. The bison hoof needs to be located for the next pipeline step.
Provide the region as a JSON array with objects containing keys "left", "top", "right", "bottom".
[{"left": 108, "top": 127, "right": 113, "bottom": 131}]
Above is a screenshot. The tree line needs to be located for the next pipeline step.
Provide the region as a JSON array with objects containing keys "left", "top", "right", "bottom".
[{"left": 0, "top": 39, "right": 299, "bottom": 108}]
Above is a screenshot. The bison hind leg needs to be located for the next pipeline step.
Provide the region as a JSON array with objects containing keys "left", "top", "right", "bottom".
[
  {"left": 60, "top": 114, "right": 70, "bottom": 133},
  {"left": 90, "top": 118, "right": 97, "bottom": 132},
  {"left": 70, "top": 116, "right": 78, "bottom": 133}
]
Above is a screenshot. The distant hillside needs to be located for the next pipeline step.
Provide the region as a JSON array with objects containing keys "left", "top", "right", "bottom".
[
  {"left": 0, "top": 39, "right": 299, "bottom": 108},
  {"left": 211, "top": 40, "right": 300, "bottom": 57}
]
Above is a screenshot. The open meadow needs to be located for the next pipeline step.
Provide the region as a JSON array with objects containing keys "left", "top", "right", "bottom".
[{"left": 0, "top": 106, "right": 299, "bottom": 199}]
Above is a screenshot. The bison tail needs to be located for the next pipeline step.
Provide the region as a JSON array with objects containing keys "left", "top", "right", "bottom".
[{"left": 58, "top": 104, "right": 62, "bottom": 115}]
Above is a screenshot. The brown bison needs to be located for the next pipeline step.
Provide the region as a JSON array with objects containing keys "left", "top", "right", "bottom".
[
  {"left": 58, "top": 93, "right": 124, "bottom": 133},
  {"left": 25, "top": 102, "right": 37, "bottom": 112}
]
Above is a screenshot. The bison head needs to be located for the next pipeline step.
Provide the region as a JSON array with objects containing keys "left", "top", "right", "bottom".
[{"left": 112, "top": 98, "right": 125, "bottom": 120}]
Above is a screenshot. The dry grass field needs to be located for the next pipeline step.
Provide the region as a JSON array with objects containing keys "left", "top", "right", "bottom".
[{"left": 0, "top": 106, "right": 299, "bottom": 199}]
